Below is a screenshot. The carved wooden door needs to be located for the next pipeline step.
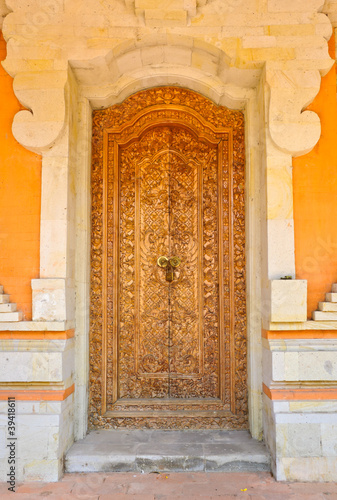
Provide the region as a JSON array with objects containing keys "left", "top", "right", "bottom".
[
  {"left": 119, "top": 126, "right": 219, "bottom": 400},
  {"left": 90, "top": 87, "right": 247, "bottom": 429}
]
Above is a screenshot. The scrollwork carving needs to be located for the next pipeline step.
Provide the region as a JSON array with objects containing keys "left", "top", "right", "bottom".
[{"left": 90, "top": 87, "right": 246, "bottom": 429}]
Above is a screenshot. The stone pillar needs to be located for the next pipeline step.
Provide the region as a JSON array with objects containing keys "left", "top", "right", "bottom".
[
  {"left": 32, "top": 128, "right": 75, "bottom": 323},
  {"left": 0, "top": 47, "right": 76, "bottom": 482}
]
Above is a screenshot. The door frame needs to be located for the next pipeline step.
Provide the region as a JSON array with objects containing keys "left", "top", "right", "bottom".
[
  {"left": 73, "top": 77, "right": 263, "bottom": 439},
  {"left": 88, "top": 87, "right": 251, "bottom": 428}
]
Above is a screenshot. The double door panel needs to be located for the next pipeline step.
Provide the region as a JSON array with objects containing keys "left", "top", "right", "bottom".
[
  {"left": 89, "top": 87, "right": 247, "bottom": 428},
  {"left": 118, "top": 126, "right": 219, "bottom": 400}
]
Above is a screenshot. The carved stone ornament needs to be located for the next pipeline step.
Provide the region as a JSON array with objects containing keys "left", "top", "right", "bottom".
[
  {"left": 89, "top": 86, "right": 247, "bottom": 429},
  {"left": 0, "top": 0, "right": 334, "bottom": 156}
]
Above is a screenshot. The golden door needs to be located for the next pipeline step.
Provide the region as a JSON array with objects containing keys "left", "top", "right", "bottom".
[{"left": 90, "top": 87, "right": 247, "bottom": 429}]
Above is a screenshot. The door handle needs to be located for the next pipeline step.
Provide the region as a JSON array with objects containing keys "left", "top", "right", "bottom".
[
  {"left": 157, "top": 256, "right": 181, "bottom": 282},
  {"left": 169, "top": 257, "right": 181, "bottom": 268},
  {"left": 157, "top": 256, "right": 169, "bottom": 268}
]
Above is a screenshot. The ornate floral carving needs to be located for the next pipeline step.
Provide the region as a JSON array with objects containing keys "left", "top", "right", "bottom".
[{"left": 90, "top": 87, "right": 246, "bottom": 429}]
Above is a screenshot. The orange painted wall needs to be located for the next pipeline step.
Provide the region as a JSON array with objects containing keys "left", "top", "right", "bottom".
[
  {"left": 293, "top": 34, "right": 337, "bottom": 318},
  {"left": 0, "top": 31, "right": 41, "bottom": 320},
  {"left": 0, "top": 29, "right": 336, "bottom": 322}
]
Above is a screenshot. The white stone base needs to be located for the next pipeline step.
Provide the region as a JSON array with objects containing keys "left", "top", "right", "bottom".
[
  {"left": 32, "top": 279, "right": 75, "bottom": 322},
  {"left": 0, "top": 396, "right": 74, "bottom": 482},
  {"left": 263, "top": 335, "right": 337, "bottom": 481},
  {"left": 263, "top": 395, "right": 337, "bottom": 482},
  {"left": 0, "top": 335, "right": 75, "bottom": 481},
  {"left": 269, "top": 279, "right": 307, "bottom": 323}
]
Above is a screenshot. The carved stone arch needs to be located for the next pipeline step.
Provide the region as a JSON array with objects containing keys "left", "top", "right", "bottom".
[
  {"left": 0, "top": 1, "right": 334, "bottom": 156},
  {"left": 70, "top": 38, "right": 261, "bottom": 111}
]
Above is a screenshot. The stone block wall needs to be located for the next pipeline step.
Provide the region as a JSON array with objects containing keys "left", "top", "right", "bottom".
[
  {"left": 0, "top": 332, "right": 74, "bottom": 481},
  {"left": 264, "top": 397, "right": 337, "bottom": 481},
  {"left": 0, "top": 397, "right": 73, "bottom": 482},
  {"left": 263, "top": 331, "right": 337, "bottom": 481}
]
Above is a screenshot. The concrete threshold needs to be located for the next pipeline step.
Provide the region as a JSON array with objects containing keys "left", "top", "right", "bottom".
[{"left": 65, "top": 429, "right": 270, "bottom": 473}]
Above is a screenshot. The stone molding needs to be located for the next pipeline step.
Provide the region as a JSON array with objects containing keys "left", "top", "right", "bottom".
[
  {"left": 323, "top": 1, "right": 337, "bottom": 28},
  {"left": 0, "top": 321, "right": 74, "bottom": 331},
  {"left": 0, "top": 1, "right": 9, "bottom": 30},
  {"left": 266, "top": 69, "right": 323, "bottom": 156},
  {"left": 0, "top": 0, "right": 334, "bottom": 156}
]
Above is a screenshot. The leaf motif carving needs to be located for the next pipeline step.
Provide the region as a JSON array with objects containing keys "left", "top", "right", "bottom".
[{"left": 90, "top": 87, "right": 246, "bottom": 429}]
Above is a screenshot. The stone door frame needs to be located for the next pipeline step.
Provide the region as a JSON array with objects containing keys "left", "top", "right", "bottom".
[
  {"left": 1, "top": 2, "right": 337, "bottom": 482},
  {"left": 89, "top": 87, "right": 247, "bottom": 427},
  {"left": 71, "top": 69, "right": 264, "bottom": 439}
]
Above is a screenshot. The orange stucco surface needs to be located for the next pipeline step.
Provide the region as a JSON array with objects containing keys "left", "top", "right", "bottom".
[
  {"left": 293, "top": 34, "right": 337, "bottom": 319},
  {"left": 0, "top": 31, "right": 41, "bottom": 320},
  {"left": 0, "top": 29, "right": 336, "bottom": 324}
]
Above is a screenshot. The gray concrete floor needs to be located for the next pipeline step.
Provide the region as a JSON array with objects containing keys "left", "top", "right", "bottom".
[{"left": 65, "top": 430, "right": 270, "bottom": 473}]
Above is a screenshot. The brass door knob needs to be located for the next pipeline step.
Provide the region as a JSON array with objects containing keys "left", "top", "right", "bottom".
[
  {"left": 157, "top": 256, "right": 169, "bottom": 268},
  {"left": 169, "top": 257, "right": 181, "bottom": 268},
  {"left": 157, "top": 256, "right": 181, "bottom": 282}
]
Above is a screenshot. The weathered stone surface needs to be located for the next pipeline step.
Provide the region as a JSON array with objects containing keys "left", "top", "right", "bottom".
[
  {"left": 1, "top": 0, "right": 333, "bottom": 155},
  {"left": 65, "top": 430, "right": 270, "bottom": 473}
]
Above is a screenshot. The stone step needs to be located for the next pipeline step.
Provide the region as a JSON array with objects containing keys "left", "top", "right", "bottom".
[
  {"left": 0, "top": 311, "right": 22, "bottom": 322},
  {"left": 65, "top": 429, "right": 271, "bottom": 474},
  {"left": 318, "top": 302, "right": 337, "bottom": 312},
  {"left": 0, "top": 294, "right": 10, "bottom": 304},
  {"left": 0, "top": 303, "right": 17, "bottom": 313},
  {"left": 312, "top": 310, "right": 337, "bottom": 321},
  {"left": 332, "top": 284, "right": 337, "bottom": 293},
  {"left": 326, "top": 293, "right": 337, "bottom": 303}
]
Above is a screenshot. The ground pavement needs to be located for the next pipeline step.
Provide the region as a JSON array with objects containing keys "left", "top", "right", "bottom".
[{"left": 1, "top": 471, "right": 337, "bottom": 499}]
